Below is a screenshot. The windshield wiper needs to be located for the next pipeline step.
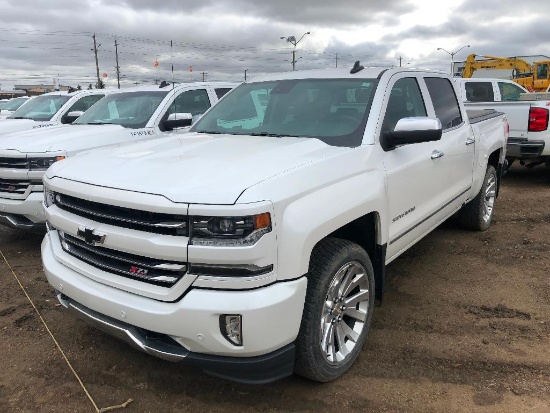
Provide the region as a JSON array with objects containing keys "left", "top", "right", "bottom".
[
  {"left": 249, "top": 132, "right": 288, "bottom": 137},
  {"left": 85, "top": 121, "right": 115, "bottom": 125},
  {"left": 196, "top": 130, "right": 224, "bottom": 134},
  {"left": 9, "top": 116, "right": 33, "bottom": 120}
]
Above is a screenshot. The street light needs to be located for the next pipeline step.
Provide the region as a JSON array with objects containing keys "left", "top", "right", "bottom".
[
  {"left": 437, "top": 45, "right": 470, "bottom": 75},
  {"left": 280, "top": 31, "right": 310, "bottom": 71}
]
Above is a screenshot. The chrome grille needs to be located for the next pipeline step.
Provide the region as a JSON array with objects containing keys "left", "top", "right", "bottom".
[
  {"left": 59, "top": 232, "right": 187, "bottom": 286},
  {"left": 0, "top": 179, "right": 30, "bottom": 194},
  {"left": 0, "top": 157, "right": 28, "bottom": 169},
  {"left": 55, "top": 193, "right": 188, "bottom": 236}
]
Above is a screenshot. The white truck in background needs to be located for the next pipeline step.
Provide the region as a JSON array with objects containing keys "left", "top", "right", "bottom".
[
  {"left": 0, "top": 81, "right": 237, "bottom": 231},
  {"left": 0, "top": 96, "right": 31, "bottom": 119},
  {"left": 0, "top": 89, "right": 108, "bottom": 135},
  {"left": 42, "top": 66, "right": 508, "bottom": 384},
  {"left": 455, "top": 77, "right": 550, "bottom": 168}
]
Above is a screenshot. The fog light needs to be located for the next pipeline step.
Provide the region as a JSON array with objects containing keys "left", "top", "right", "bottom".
[{"left": 220, "top": 314, "right": 242, "bottom": 346}]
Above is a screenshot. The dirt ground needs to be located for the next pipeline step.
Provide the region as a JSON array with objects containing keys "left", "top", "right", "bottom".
[{"left": 1, "top": 163, "right": 550, "bottom": 413}]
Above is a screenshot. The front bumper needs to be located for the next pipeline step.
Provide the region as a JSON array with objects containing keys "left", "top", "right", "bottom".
[
  {"left": 0, "top": 191, "right": 45, "bottom": 231},
  {"left": 42, "top": 235, "right": 308, "bottom": 383},
  {"left": 506, "top": 138, "right": 545, "bottom": 159},
  {"left": 56, "top": 293, "right": 296, "bottom": 384}
]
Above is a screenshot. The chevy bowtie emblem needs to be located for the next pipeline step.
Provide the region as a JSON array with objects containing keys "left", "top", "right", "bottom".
[{"left": 77, "top": 226, "right": 106, "bottom": 245}]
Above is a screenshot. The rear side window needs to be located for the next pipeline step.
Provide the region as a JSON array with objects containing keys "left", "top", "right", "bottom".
[
  {"left": 464, "top": 82, "right": 495, "bottom": 102},
  {"left": 498, "top": 82, "right": 526, "bottom": 101},
  {"left": 425, "top": 77, "right": 463, "bottom": 129}
]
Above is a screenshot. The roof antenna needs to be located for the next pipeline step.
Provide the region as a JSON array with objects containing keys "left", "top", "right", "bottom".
[{"left": 350, "top": 61, "right": 364, "bottom": 74}]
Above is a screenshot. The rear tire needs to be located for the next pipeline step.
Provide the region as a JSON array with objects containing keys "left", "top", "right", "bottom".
[
  {"left": 457, "top": 165, "right": 497, "bottom": 231},
  {"left": 294, "top": 237, "right": 375, "bottom": 382}
]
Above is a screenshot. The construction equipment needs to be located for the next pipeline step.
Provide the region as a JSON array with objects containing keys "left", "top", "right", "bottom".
[{"left": 461, "top": 54, "right": 550, "bottom": 92}]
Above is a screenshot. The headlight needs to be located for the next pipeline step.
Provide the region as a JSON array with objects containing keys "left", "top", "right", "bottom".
[
  {"left": 190, "top": 213, "right": 271, "bottom": 246},
  {"left": 29, "top": 156, "right": 66, "bottom": 170},
  {"left": 44, "top": 188, "right": 56, "bottom": 207}
]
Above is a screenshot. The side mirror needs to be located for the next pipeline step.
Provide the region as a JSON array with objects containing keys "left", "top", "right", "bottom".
[
  {"left": 381, "top": 117, "right": 442, "bottom": 151},
  {"left": 62, "top": 110, "right": 84, "bottom": 124},
  {"left": 163, "top": 112, "right": 193, "bottom": 130}
]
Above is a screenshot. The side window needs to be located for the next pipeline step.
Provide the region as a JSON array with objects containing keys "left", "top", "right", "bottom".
[
  {"left": 68, "top": 94, "right": 104, "bottom": 112},
  {"left": 382, "top": 77, "right": 427, "bottom": 132},
  {"left": 464, "top": 82, "right": 494, "bottom": 102},
  {"left": 537, "top": 64, "right": 548, "bottom": 80},
  {"left": 425, "top": 77, "right": 463, "bottom": 130},
  {"left": 215, "top": 88, "right": 232, "bottom": 99},
  {"left": 167, "top": 89, "right": 211, "bottom": 117},
  {"left": 498, "top": 82, "right": 525, "bottom": 101}
]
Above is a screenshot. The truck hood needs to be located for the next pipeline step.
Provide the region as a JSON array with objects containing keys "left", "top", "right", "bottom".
[
  {"left": 48, "top": 132, "right": 347, "bottom": 204},
  {"left": 0, "top": 119, "right": 55, "bottom": 135},
  {"left": 0, "top": 124, "right": 127, "bottom": 153}
]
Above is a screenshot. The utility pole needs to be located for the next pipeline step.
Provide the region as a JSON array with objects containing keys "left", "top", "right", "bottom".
[
  {"left": 398, "top": 56, "right": 403, "bottom": 67},
  {"left": 280, "top": 32, "right": 310, "bottom": 71},
  {"left": 114, "top": 38, "right": 121, "bottom": 89},
  {"left": 92, "top": 34, "right": 101, "bottom": 89},
  {"left": 335, "top": 53, "right": 338, "bottom": 68},
  {"left": 201, "top": 71, "right": 208, "bottom": 81},
  {"left": 244, "top": 69, "right": 248, "bottom": 81}
]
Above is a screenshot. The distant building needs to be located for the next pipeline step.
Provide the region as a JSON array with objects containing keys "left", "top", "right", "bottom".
[
  {"left": 13, "top": 84, "right": 73, "bottom": 96},
  {"left": 0, "top": 89, "right": 26, "bottom": 99},
  {"left": 453, "top": 55, "right": 550, "bottom": 79}
]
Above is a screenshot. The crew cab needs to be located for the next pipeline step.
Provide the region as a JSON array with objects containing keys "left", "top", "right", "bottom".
[
  {"left": 0, "top": 81, "right": 237, "bottom": 230},
  {"left": 455, "top": 77, "right": 550, "bottom": 168},
  {"left": 42, "top": 66, "right": 508, "bottom": 384},
  {"left": 0, "top": 89, "right": 108, "bottom": 135}
]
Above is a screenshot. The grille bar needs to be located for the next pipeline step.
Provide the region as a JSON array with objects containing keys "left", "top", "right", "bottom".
[
  {"left": 60, "top": 232, "right": 187, "bottom": 286},
  {"left": 0, "top": 179, "right": 30, "bottom": 194},
  {"left": 55, "top": 193, "right": 188, "bottom": 236},
  {"left": 0, "top": 157, "right": 28, "bottom": 169}
]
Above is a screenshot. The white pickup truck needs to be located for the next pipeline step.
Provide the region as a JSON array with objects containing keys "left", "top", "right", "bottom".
[
  {"left": 41, "top": 65, "right": 508, "bottom": 384},
  {"left": 0, "top": 96, "right": 31, "bottom": 119},
  {"left": 455, "top": 77, "right": 550, "bottom": 168},
  {"left": 0, "top": 90, "right": 108, "bottom": 135},
  {"left": 0, "top": 81, "right": 237, "bottom": 230}
]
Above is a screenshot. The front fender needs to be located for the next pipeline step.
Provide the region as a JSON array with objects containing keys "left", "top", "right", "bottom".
[{"left": 275, "top": 169, "right": 388, "bottom": 280}]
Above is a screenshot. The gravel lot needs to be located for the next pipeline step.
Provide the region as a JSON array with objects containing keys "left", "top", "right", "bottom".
[{"left": 1, "top": 163, "right": 549, "bottom": 413}]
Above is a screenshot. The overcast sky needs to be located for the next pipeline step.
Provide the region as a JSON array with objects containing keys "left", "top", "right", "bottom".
[{"left": 1, "top": 0, "right": 550, "bottom": 90}]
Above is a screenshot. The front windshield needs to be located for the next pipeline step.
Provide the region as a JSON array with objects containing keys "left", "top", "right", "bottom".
[
  {"left": 2, "top": 97, "right": 29, "bottom": 111},
  {"left": 73, "top": 91, "right": 168, "bottom": 129},
  {"left": 191, "top": 78, "right": 376, "bottom": 147},
  {"left": 8, "top": 94, "right": 70, "bottom": 121}
]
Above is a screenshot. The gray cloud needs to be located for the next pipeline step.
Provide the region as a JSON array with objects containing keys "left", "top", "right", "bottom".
[{"left": 1, "top": 0, "right": 549, "bottom": 90}]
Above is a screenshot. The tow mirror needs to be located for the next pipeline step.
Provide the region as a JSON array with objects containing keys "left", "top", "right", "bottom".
[
  {"left": 62, "top": 110, "right": 84, "bottom": 124},
  {"left": 163, "top": 112, "right": 193, "bottom": 130},
  {"left": 381, "top": 117, "right": 442, "bottom": 151}
]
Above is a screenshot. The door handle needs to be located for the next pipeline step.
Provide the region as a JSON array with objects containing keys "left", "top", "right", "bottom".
[
  {"left": 431, "top": 150, "right": 444, "bottom": 159},
  {"left": 466, "top": 137, "right": 475, "bottom": 145}
]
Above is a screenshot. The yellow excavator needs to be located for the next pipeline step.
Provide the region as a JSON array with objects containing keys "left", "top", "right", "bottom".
[{"left": 462, "top": 54, "right": 550, "bottom": 92}]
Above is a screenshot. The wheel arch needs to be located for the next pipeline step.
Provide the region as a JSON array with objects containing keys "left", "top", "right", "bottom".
[{"left": 326, "top": 212, "right": 386, "bottom": 302}]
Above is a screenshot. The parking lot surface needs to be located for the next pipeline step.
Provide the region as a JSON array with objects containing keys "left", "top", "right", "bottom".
[{"left": 1, "top": 164, "right": 550, "bottom": 413}]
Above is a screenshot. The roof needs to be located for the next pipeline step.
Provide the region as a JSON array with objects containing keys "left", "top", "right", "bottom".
[{"left": 246, "top": 66, "right": 446, "bottom": 83}]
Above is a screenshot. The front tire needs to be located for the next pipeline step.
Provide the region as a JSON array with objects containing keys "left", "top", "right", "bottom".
[
  {"left": 457, "top": 165, "right": 497, "bottom": 231},
  {"left": 294, "top": 237, "right": 375, "bottom": 382}
]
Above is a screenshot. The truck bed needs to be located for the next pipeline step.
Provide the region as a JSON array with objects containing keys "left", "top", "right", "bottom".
[{"left": 466, "top": 109, "right": 505, "bottom": 124}]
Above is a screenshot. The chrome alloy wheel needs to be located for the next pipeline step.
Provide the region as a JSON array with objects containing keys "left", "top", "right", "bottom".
[
  {"left": 483, "top": 173, "right": 496, "bottom": 223},
  {"left": 320, "top": 261, "right": 370, "bottom": 364}
]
